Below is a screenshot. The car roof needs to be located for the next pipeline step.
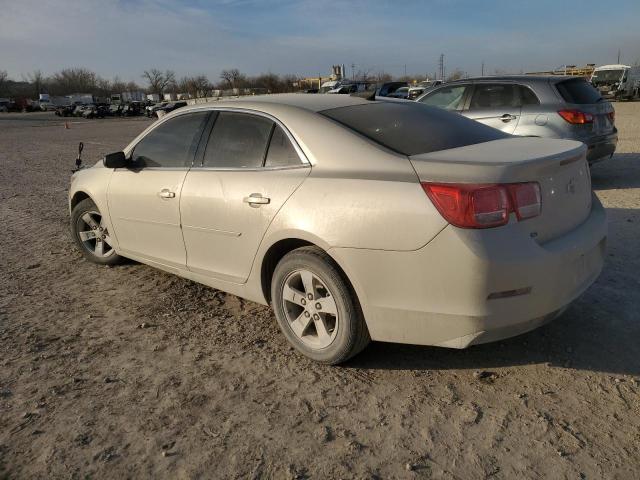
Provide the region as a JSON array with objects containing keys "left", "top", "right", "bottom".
[
  {"left": 447, "top": 75, "right": 577, "bottom": 84},
  {"left": 178, "top": 93, "right": 373, "bottom": 114}
]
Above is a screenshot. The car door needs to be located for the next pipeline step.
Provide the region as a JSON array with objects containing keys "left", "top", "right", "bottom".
[
  {"left": 180, "top": 110, "right": 310, "bottom": 283},
  {"left": 107, "top": 111, "right": 210, "bottom": 268},
  {"left": 464, "top": 83, "right": 521, "bottom": 134},
  {"left": 417, "top": 84, "right": 470, "bottom": 111}
]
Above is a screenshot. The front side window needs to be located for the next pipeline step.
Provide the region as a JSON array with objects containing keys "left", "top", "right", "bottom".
[
  {"left": 203, "top": 112, "right": 273, "bottom": 168},
  {"left": 470, "top": 84, "right": 519, "bottom": 109},
  {"left": 265, "top": 125, "right": 301, "bottom": 167},
  {"left": 132, "top": 112, "right": 209, "bottom": 168},
  {"left": 419, "top": 85, "right": 467, "bottom": 110}
]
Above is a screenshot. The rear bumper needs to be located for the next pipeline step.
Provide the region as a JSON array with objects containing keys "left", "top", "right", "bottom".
[
  {"left": 585, "top": 130, "right": 617, "bottom": 164},
  {"left": 330, "top": 196, "right": 607, "bottom": 348}
]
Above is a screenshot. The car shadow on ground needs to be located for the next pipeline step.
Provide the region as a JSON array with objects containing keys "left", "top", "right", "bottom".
[
  {"left": 347, "top": 205, "right": 640, "bottom": 377},
  {"left": 591, "top": 153, "right": 640, "bottom": 190}
]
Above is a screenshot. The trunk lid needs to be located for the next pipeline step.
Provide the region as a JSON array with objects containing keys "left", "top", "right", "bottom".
[{"left": 410, "top": 137, "right": 592, "bottom": 243}]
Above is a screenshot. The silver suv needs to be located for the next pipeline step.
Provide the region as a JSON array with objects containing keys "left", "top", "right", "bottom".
[{"left": 416, "top": 76, "right": 617, "bottom": 164}]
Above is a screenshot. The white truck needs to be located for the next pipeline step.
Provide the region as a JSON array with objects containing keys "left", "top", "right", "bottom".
[{"left": 590, "top": 64, "right": 640, "bottom": 100}]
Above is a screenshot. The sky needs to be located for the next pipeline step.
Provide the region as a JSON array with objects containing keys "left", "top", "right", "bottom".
[{"left": 1, "top": 0, "right": 639, "bottom": 83}]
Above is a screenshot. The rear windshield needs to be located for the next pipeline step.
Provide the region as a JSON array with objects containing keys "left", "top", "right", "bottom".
[
  {"left": 555, "top": 79, "right": 602, "bottom": 104},
  {"left": 320, "top": 102, "right": 508, "bottom": 156}
]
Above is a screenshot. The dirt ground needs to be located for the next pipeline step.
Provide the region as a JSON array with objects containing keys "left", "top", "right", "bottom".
[{"left": 1, "top": 105, "right": 639, "bottom": 480}]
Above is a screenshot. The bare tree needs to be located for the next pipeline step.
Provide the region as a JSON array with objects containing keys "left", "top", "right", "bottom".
[
  {"left": 253, "top": 73, "right": 282, "bottom": 93},
  {"left": 25, "top": 70, "right": 45, "bottom": 97},
  {"left": 354, "top": 68, "right": 375, "bottom": 82},
  {"left": 219, "top": 69, "right": 246, "bottom": 89},
  {"left": 49, "top": 68, "right": 98, "bottom": 95},
  {"left": 0, "top": 70, "right": 9, "bottom": 96},
  {"left": 177, "top": 75, "right": 210, "bottom": 98},
  {"left": 142, "top": 69, "right": 176, "bottom": 96},
  {"left": 445, "top": 69, "right": 465, "bottom": 82},
  {"left": 111, "top": 76, "right": 127, "bottom": 94}
]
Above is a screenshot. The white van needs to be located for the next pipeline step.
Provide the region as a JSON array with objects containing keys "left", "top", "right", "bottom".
[{"left": 591, "top": 64, "right": 640, "bottom": 100}]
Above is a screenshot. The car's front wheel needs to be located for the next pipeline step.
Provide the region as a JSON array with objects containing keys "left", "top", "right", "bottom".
[
  {"left": 70, "top": 198, "right": 122, "bottom": 265},
  {"left": 271, "top": 246, "right": 370, "bottom": 364}
]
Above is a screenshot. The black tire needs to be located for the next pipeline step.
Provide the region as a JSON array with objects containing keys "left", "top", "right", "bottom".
[
  {"left": 70, "top": 198, "right": 122, "bottom": 265},
  {"left": 271, "top": 246, "right": 370, "bottom": 364}
]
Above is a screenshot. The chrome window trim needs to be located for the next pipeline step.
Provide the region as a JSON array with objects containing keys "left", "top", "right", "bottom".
[
  {"left": 125, "top": 109, "right": 211, "bottom": 169},
  {"left": 197, "top": 107, "right": 310, "bottom": 168},
  {"left": 125, "top": 106, "right": 311, "bottom": 172}
]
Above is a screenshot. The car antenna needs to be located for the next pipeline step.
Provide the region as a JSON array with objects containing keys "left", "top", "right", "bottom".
[{"left": 73, "top": 142, "right": 84, "bottom": 173}]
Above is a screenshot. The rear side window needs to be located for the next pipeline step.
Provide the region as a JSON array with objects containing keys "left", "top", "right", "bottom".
[
  {"left": 419, "top": 85, "right": 467, "bottom": 110},
  {"left": 265, "top": 126, "right": 301, "bottom": 167},
  {"left": 203, "top": 112, "right": 273, "bottom": 168},
  {"left": 470, "top": 84, "right": 519, "bottom": 109},
  {"left": 556, "top": 79, "right": 602, "bottom": 104},
  {"left": 132, "top": 112, "right": 209, "bottom": 168},
  {"left": 519, "top": 85, "right": 540, "bottom": 105},
  {"left": 321, "top": 102, "right": 508, "bottom": 156}
]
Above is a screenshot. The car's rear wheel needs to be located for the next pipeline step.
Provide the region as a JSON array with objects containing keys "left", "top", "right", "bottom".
[
  {"left": 71, "top": 198, "right": 122, "bottom": 265},
  {"left": 271, "top": 246, "right": 370, "bottom": 364}
]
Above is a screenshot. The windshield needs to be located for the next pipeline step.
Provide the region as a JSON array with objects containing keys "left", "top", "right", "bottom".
[
  {"left": 320, "top": 102, "right": 508, "bottom": 156},
  {"left": 591, "top": 69, "right": 624, "bottom": 83}
]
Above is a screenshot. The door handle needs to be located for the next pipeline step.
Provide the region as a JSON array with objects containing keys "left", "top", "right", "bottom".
[
  {"left": 243, "top": 193, "right": 270, "bottom": 207},
  {"left": 500, "top": 114, "right": 517, "bottom": 122},
  {"left": 158, "top": 189, "right": 176, "bottom": 199}
]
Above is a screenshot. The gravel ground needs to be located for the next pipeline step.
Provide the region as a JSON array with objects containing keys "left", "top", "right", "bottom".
[{"left": 1, "top": 105, "right": 639, "bottom": 480}]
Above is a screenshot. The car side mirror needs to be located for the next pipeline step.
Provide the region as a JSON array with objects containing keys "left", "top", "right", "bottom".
[{"left": 103, "top": 151, "right": 128, "bottom": 169}]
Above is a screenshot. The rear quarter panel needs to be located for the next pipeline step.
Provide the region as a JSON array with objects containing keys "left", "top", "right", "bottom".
[{"left": 254, "top": 109, "right": 448, "bottom": 252}]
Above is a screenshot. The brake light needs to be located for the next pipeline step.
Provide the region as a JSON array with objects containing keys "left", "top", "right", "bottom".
[
  {"left": 558, "top": 109, "right": 593, "bottom": 124},
  {"left": 507, "top": 182, "right": 541, "bottom": 220},
  {"left": 421, "top": 182, "right": 541, "bottom": 229},
  {"left": 608, "top": 111, "right": 615, "bottom": 124}
]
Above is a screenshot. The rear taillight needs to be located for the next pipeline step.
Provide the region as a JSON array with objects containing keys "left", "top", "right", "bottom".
[
  {"left": 558, "top": 109, "right": 593, "bottom": 124},
  {"left": 608, "top": 111, "right": 615, "bottom": 124},
  {"left": 421, "top": 182, "right": 541, "bottom": 229},
  {"left": 507, "top": 182, "right": 541, "bottom": 220}
]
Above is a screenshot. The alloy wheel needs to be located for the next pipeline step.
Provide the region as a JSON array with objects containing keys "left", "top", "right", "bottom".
[
  {"left": 281, "top": 269, "right": 339, "bottom": 349},
  {"left": 76, "top": 210, "right": 115, "bottom": 258}
]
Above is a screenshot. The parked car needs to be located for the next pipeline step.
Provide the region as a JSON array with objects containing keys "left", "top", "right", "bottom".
[
  {"left": 146, "top": 102, "right": 168, "bottom": 117},
  {"left": 375, "top": 82, "right": 408, "bottom": 97},
  {"left": 82, "top": 105, "right": 107, "bottom": 119},
  {"left": 108, "top": 104, "right": 123, "bottom": 116},
  {"left": 155, "top": 101, "right": 187, "bottom": 116},
  {"left": 55, "top": 105, "right": 75, "bottom": 117},
  {"left": 387, "top": 86, "right": 409, "bottom": 99},
  {"left": 73, "top": 104, "right": 91, "bottom": 117},
  {"left": 416, "top": 76, "right": 617, "bottom": 164},
  {"left": 408, "top": 80, "right": 443, "bottom": 100},
  {"left": 69, "top": 94, "right": 606, "bottom": 364},
  {"left": 122, "top": 102, "right": 142, "bottom": 116}
]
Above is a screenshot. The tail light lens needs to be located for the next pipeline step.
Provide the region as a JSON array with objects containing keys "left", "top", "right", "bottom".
[
  {"left": 507, "top": 182, "right": 541, "bottom": 220},
  {"left": 422, "top": 182, "right": 541, "bottom": 229},
  {"left": 608, "top": 111, "right": 615, "bottom": 124},
  {"left": 558, "top": 109, "right": 594, "bottom": 124}
]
